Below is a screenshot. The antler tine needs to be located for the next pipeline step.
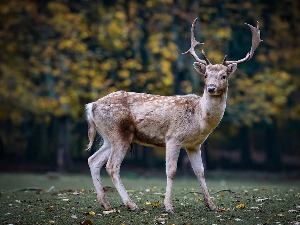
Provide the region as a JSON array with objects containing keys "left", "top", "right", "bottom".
[
  {"left": 201, "top": 50, "right": 211, "bottom": 65},
  {"left": 182, "top": 18, "right": 208, "bottom": 65},
  {"left": 222, "top": 55, "right": 227, "bottom": 65},
  {"left": 223, "top": 21, "right": 263, "bottom": 65}
]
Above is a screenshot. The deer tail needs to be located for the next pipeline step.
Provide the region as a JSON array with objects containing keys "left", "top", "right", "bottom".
[{"left": 85, "top": 103, "right": 96, "bottom": 151}]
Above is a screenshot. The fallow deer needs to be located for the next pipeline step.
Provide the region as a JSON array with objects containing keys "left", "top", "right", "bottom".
[{"left": 85, "top": 18, "right": 262, "bottom": 213}]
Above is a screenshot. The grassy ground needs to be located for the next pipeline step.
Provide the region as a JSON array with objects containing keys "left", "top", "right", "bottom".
[{"left": 0, "top": 172, "right": 299, "bottom": 225}]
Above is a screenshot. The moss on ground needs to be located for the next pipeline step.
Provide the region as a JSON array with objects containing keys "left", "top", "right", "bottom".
[{"left": 0, "top": 173, "right": 299, "bottom": 224}]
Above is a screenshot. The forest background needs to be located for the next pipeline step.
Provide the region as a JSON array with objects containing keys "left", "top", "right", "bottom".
[{"left": 0, "top": 0, "right": 299, "bottom": 173}]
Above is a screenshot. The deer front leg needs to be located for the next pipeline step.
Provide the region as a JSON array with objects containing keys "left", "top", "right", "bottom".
[
  {"left": 164, "top": 141, "right": 181, "bottom": 213},
  {"left": 186, "top": 147, "right": 217, "bottom": 211}
]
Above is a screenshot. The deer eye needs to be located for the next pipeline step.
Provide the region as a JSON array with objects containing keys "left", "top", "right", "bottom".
[
  {"left": 222, "top": 75, "right": 227, "bottom": 79},
  {"left": 205, "top": 75, "right": 208, "bottom": 79}
]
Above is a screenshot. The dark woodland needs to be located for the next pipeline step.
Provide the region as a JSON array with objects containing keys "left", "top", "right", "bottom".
[{"left": 0, "top": 0, "right": 299, "bottom": 173}]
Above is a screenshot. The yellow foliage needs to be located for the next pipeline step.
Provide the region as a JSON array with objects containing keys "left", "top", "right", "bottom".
[
  {"left": 123, "top": 79, "right": 131, "bottom": 87},
  {"left": 59, "top": 39, "right": 74, "bottom": 50},
  {"left": 148, "top": 34, "right": 163, "bottom": 54},
  {"left": 47, "top": 2, "right": 70, "bottom": 14},
  {"left": 228, "top": 68, "right": 295, "bottom": 125},
  {"left": 125, "top": 59, "right": 142, "bottom": 70},
  {"left": 115, "top": 11, "right": 126, "bottom": 21},
  {"left": 77, "top": 77, "right": 89, "bottom": 86},
  {"left": 160, "top": 60, "right": 171, "bottom": 75},
  {"left": 162, "top": 73, "right": 173, "bottom": 87},
  {"left": 59, "top": 96, "right": 69, "bottom": 105},
  {"left": 207, "top": 50, "right": 223, "bottom": 64},
  {"left": 101, "top": 61, "right": 113, "bottom": 71},
  {"left": 146, "top": 0, "right": 154, "bottom": 8},
  {"left": 75, "top": 43, "right": 87, "bottom": 53},
  {"left": 113, "top": 39, "right": 123, "bottom": 49},
  {"left": 108, "top": 21, "right": 121, "bottom": 37},
  {"left": 119, "top": 70, "right": 130, "bottom": 78}
]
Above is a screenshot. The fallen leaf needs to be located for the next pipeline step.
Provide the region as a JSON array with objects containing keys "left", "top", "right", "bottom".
[
  {"left": 81, "top": 219, "right": 92, "bottom": 225},
  {"left": 103, "top": 209, "right": 118, "bottom": 215},
  {"left": 236, "top": 203, "right": 246, "bottom": 209},
  {"left": 46, "top": 206, "right": 54, "bottom": 212},
  {"left": 218, "top": 207, "right": 230, "bottom": 211},
  {"left": 151, "top": 201, "right": 161, "bottom": 207},
  {"left": 89, "top": 211, "right": 95, "bottom": 216},
  {"left": 47, "top": 186, "right": 55, "bottom": 192},
  {"left": 156, "top": 217, "right": 167, "bottom": 224},
  {"left": 256, "top": 197, "right": 269, "bottom": 202}
]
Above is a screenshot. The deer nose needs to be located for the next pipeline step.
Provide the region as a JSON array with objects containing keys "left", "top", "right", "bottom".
[{"left": 207, "top": 86, "right": 216, "bottom": 93}]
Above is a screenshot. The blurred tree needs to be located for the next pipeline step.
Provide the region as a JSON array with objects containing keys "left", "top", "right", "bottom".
[{"left": 0, "top": 0, "right": 299, "bottom": 171}]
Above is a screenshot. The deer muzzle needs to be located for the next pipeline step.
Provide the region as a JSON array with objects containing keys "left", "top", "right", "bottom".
[{"left": 207, "top": 85, "right": 217, "bottom": 94}]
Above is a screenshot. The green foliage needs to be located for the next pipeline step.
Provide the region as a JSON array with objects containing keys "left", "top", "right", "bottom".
[
  {"left": 228, "top": 68, "right": 295, "bottom": 126},
  {"left": 1, "top": 0, "right": 298, "bottom": 123}
]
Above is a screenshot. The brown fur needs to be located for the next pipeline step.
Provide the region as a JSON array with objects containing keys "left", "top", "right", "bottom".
[
  {"left": 86, "top": 18, "right": 261, "bottom": 213},
  {"left": 85, "top": 64, "right": 238, "bottom": 213}
]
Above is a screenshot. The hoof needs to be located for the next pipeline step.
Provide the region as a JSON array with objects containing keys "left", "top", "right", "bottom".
[
  {"left": 207, "top": 204, "right": 218, "bottom": 211},
  {"left": 166, "top": 209, "right": 175, "bottom": 214},
  {"left": 102, "top": 203, "right": 112, "bottom": 210},
  {"left": 205, "top": 200, "right": 217, "bottom": 211},
  {"left": 100, "top": 198, "right": 111, "bottom": 210},
  {"left": 165, "top": 205, "right": 175, "bottom": 214},
  {"left": 126, "top": 201, "right": 139, "bottom": 211}
]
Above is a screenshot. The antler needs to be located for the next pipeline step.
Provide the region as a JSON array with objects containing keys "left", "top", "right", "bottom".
[
  {"left": 182, "top": 18, "right": 210, "bottom": 65},
  {"left": 223, "top": 21, "right": 263, "bottom": 65}
]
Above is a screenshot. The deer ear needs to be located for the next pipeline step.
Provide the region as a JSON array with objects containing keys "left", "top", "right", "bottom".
[
  {"left": 193, "top": 62, "right": 206, "bottom": 75},
  {"left": 226, "top": 63, "right": 237, "bottom": 75}
]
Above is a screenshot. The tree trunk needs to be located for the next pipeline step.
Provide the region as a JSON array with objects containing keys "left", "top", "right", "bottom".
[
  {"left": 239, "top": 125, "right": 253, "bottom": 168},
  {"left": 265, "top": 124, "right": 281, "bottom": 171},
  {"left": 57, "top": 116, "right": 72, "bottom": 172},
  {"left": 201, "top": 140, "right": 210, "bottom": 170}
]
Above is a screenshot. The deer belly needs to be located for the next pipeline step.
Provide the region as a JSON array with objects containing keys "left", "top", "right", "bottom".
[
  {"left": 133, "top": 131, "right": 165, "bottom": 147},
  {"left": 133, "top": 121, "right": 167, "bottom": 147}
]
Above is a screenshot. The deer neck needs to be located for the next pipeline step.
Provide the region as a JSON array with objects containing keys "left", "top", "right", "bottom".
[{"left": 199, "top": 88, "right": 228, "bottom": 130}]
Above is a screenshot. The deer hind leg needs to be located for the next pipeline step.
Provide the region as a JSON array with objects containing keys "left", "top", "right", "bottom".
[
  {"left": 106, "top": 139, "right": 138, "bottom": 211},
  {"left": 164, "top": 141, "right": 181, "bottom": 213},
  {"left": 88, "top": 137, "right": 111, "bottom": 210},
  {"left": 186, "top": 147, "right": 217, "bottom": 211}
]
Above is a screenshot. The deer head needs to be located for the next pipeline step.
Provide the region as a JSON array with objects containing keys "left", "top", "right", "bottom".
[{"left": 183, "top": 18, "right": 262, "bottom": 96}]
